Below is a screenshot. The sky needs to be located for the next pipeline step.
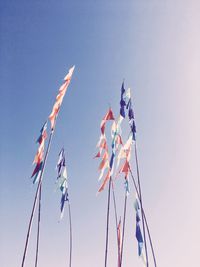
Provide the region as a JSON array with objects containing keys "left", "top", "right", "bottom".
[{"left": 1, "top": 0, "right": 200, "bottom": 266}]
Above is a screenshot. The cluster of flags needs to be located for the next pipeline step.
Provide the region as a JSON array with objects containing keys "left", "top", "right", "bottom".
[
  {"left": 56, "top": 148, "right": 69, "bottom": 219},
  {"left": 95, "top": 108, "right": 115, "bottom": 192},
  {"left": 94, "top": 81, "right": 149, "bottom": 265},
  {"left": 30, "top": 66, "right": 75, "bottom": 215},
  {"left": 28, "top": 69, "right": 151, "bottom": 266},
  {"left": 49, "top": 66, "right": 75, "bottom": 130},
  {"left": 31, "top": 122, "right": 47, "bottom": 184}
]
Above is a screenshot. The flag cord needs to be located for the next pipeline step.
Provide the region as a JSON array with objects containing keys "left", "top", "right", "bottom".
[
  {"left": 129, "top": 167, "right": 157, "bottom": 267},
  {"left": 111, "top": 181, "right": 121, "bottom": 267},
  {"left": 120, "top": 191, "right": 127, "bottom": 267},
  {"left": 134, "top": 142, "right": 149, "bottom": 267},
  {"left": 34, "top": 183, "right": 42, "bottom": 267},
  {"left": 21, "top": 128, "right": 54, "bottom": 267}
]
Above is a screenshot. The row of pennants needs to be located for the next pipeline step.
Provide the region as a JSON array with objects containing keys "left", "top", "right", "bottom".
[{"left": 30, "top": 66, "right": 148, "bottom": 266}]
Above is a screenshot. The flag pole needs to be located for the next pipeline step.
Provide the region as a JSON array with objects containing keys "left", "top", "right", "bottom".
[
  {"left": 34, "top": 183, "right": 42, "bottom": 267},
  {"left": 67, "top": 190, "right": 72, "bottom": 267},
  {"left": 128, "top": 167, "right": 157, "bottom": 267},
  {"left": 120, "top": 190, "right": 127, "bottom": 267},
  {"left": 21, "top": 129, "right": 54, "bottom": 267},
  {"left": 134, "top": 142, "right": 149, "bottom": 267},
  {"left": 111, "top": 180, "right": 121, "bottom": 267},
  {"left": 104, "top": 176, "right": 112, "bottom": 267}
]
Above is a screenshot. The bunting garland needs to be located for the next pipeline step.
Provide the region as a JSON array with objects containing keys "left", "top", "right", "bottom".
[
  {"left": 31, "top": 121, "right": 47, "bottom": 184},
  {"left": 49, "top": 66, "right": 75, "bottom": 130}
]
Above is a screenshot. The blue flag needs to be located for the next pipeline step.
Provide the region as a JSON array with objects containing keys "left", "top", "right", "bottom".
[
  {"left": 56, "top": 148, "right": 68, "bottom": 219},
  {"left": 134, "top": 198, "right": 144, "bottom": 256},
  {"left": 120, "top": 82, "right": 126, "bottom": 118}
]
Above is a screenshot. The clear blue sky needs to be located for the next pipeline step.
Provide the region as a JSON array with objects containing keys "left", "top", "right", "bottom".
[{"left": 1, "top": 0, "right": 200, "bottom": 266}]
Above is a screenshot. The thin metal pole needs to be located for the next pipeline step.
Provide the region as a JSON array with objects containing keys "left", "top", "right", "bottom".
[
  {"left": 129, "top": 167, "right": 157, "bottom": 267},
  {"left": 34, "top": 183, "right": 42, "bottom": 267},
  {"left": 120, "top": 192, "right": 127, "bottom": 267},
  {"left": 111, "top": 181, "right": 121, "bottom": 267},
  {"left": 21, "top": 130, "right": 54, "bottom": 267},
  {"left": 134, "top": 142, "right": 149, "bottom": 267},
  {"left": 104, "top": 176, "right": 112, "bottom": 267},
  {"left": 67, "top": 192, "right": 72, "bottom": 267}
]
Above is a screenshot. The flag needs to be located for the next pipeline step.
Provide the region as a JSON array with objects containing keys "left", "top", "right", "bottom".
[
  {"left": 134, "top": 196, "right": 144, "bottom": 257},
  {"left": 49, "top": 66, "right": 75, "bottom": 130},
  {"left": 135, "top": 211, "right": 144, "bottom": 256},
  {"left": 56, "top": 148, "right": 66, "bottom": 179},
  {"left": 56, "top": 148, "right": 69, "bottom": 219},
  {"left": 100, "top": 108, "right": 115, "bottom": 134},
  {"left": 116, "top": 134, "right": 132, "bottom": 180},
  {"left": 124, "top": 179, "right": 130, "bottom": 195},
  {"left": 98, "top": 169, "right": 111, "bottom": 193},
  {"left": 120, "top": 81, "right": 126, "bottom": 118},
  {"left": 31, "top": 122, "right": 48, "bottom": 184},
  {"left": 95, "top": 108, "right": 114, "bottom": 193},
  {"left": 125, "top": 88, "right": 136, "bottom": 140}
]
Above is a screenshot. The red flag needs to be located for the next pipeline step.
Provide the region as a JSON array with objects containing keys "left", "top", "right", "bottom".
[
  {"left": 100, "top": 108, "right": 115, "bottom": 134},
  {"left": 98, "top": 151, "right": 109, "bottom": 170},
  {"left": 98, "top": 169, "right": 111, "bottom": 192}
]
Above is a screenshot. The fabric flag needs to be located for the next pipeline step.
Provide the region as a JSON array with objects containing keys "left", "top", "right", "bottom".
[
  {"left": 136, "top": 211, "right": 143, "bottom": 256},
  {"left": 134, "top": 196, "right": 144, "bottom": 258},
  {"left": 116, "top": 134, "right": 133, "bottom": 185},
  {"left": 124, "top": 179, "right": 130, "bottom": 195},
  {"left": 31, "top": 122, "right": 47, "bottom": 184},
  {"left": 117, "top": 135, "right": 132, "bottom": 168},
  {"left": 125, "top": 88, "right": 136, "bottom": 140},
  {"left": 56, "top": 148, "right": 66, "bottom": 179},
  {"left": 98, "top": 169, "right": 111, "bottom": 193},
  {"left": 49, "top": 66, "right": 75, "bottom": 130},
  {"left": 94, "top": 134, "right": 107, "bottom": 159},
  {"left": 96, "top": 108, "right": 115, "bottom": 192},
  {"left": 110, "top": 116, "right": 124, "bottom": 173},
  {"left": 120, "top": 81, "right": 126, "bottom": 118},
  {"left": 100, "top": 108, "right": 115, "bottom": 134},
  {"left": 56, "top": 148, "right": 69, "bottom": 219},
  {"left": 95, "top": 134, "right": 109, "bottom": 181}
]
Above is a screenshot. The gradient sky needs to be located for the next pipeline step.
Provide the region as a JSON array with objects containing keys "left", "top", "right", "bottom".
[{"left": 1, "top": 0, "right": 200, "bottom": 266}]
